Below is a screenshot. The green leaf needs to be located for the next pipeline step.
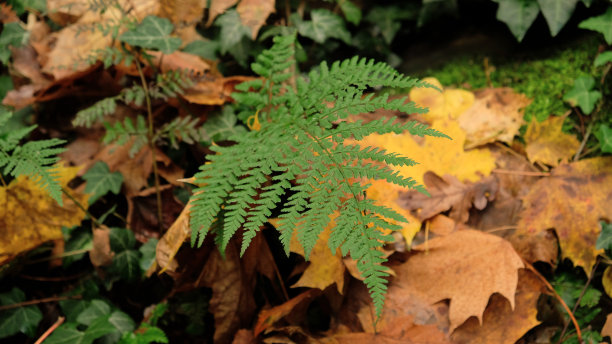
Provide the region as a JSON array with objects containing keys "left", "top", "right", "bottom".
[
  {"left": 580, "top": 288, "right": 601, "bottom": 307},
  {"left": 108, "top": 310, "right": 136, "bottom": 334},
  {"left": 595, "top": 124, "right": 612, "bottom": 153},
  {"left": 294, "top": 9, "right": 351, "bottom": 44},
  {"left": 139, "top": 239, "right": 158, "bottom": 271},
  {"left": 111, "top": 250, "right": 142, "bottom": 281},
  {"left": 201, "top": 106, "right": 247, "bottom": 142},
  {"left": 119, "top": 324, "right": 168, "bottom": 344},
  {"left": 76, "top": 300, "right": 111, "bottom": 326},
  {"left": 119, "top": 16, "right": 181, "bottom": 54},
  {"left": 579, "top": 7, "right": 612, "bottom": 44},
  {"left": 216, "top": 10, "right": 251, "bottom": 55},
  {"left": 83, "top": 161, "right": 123, "bottom": 204},
  {"left": 563, "top": 76, "right": 601, "bottom": 114},
  {"left": 45, "top": 323, "right": 90, "bottom": 344},
  {"left": 109, "top": 227, "right": 137, "bottom": 252},
  {"left": 0, "top": 22, "right": 29, "bottom": 64},
  {"left": 594, "top": 51, "right": 612, "bottom": 67},
  {"left": 364, "top": 6, "right": 416, "bottom": 44},
  {"left": 537, "top": 0, "right": 579, "bottom": 36},
  {"left": 493, "top": 0, "right": 540, "bottom": 41},
  {"left": 0, "top": 75, "right": 13, "bottom": 100},
  {"left": 182, "top": 40, "right": 219, "bottom": 60},
  {"left": 0, "top": 288, "right": 42, "bottom": 338},
  {"left": 597, "top": 221, "right": 612, "bottom": 250},
  {"left": 339, "top": 0, "right": 361, "bottom": 25},
  {"left": 63, "top": 228, "right": 93, "bottom": 267}
]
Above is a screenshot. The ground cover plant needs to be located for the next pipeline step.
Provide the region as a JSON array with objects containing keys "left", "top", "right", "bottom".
[{"left": 2, "top": 0, "right": 612, "bottom": 343}]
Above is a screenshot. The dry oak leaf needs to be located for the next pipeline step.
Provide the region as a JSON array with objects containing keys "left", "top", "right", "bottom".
[
  {"left": 409, "top": 77, "right": 475, "bottom": 122},
  {"left": 394, "top": 229, "right": 524, "bottom": 332},
  {"left": 458, "top": 87, "right": 530, "bottom": 149},
  {"left": 253, "top": 289, "right": 319, "bottom": 337},
  {"left": 398, "top": 171, "right": 498, "bottom": 223},
  {"left": 269, "top": 217, "right": 346, "bottom": 293},
  {"left": 517, "top": 157, "right": 612, "bottom": 273},
  {"left": 237, "top": 0, "right": 275, "bottom": 39},
  {"left": 0, "top": 165, "right": 88, "bottom": 265},
  {"left": 524, "top": 114, "right": 580, "bottom": 167},
  {"left": 451, "top": 269, "right": 544, "bottom": 344}
]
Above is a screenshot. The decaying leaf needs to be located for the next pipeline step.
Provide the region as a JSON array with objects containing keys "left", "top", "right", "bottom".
[
  {"left": 150, "top": 202, "right": 191, "bottom": 274},
  {"left": 451, "top": 269, "right": 544, "bottom": 344},
  {"left": 90, "top": 225, "right": 114, "bottom": 267},
  {"left": 409, "top": 77, "right": 475, "bottom": 122},
  {"left": 0, "top": 165, "right": 88, "bottom": 265},
  {"left": 398, "top": 171, "right": 498, "bottom": 223},
  {"left": 254, "top": 289, "right": 319, "bottom": 337},
  {"left": 207, "top": 0, "right": 239, "bottom": 26},
  {"left": 458, "top": 88, "right": 530, "bottom": 148},
  {"left": 517, "top": 157, "right": 612, "bottom": 273},
  {"left": 394, "top": 229, "right": 524, "bottom": 332},
  {"left": 602, "top": 312, "right": 612, "bottom": 340},
  {"left": 524, "top": 114, "right": 580, "bottom": 167},
  {"left": 237, "top": 0, "right": 275, "bottom": 39}
]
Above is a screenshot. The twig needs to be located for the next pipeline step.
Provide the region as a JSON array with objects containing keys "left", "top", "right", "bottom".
[
  {"left": 134, "top": 55, "right": 163, "bottom": 231},
  {"left": 555, "top": 260, "right": 599, "bottom": 344},
  {"left": 484, "top": 225, "right": 517, "bottom": 233},
  {"left": 61, "top": 187, "right": 101, "bottom": 227},
  {"left": 25, "top": 249, "right": 91, "bottom": 264},
  {"left": 493, "top": 169, "right": 551, "bottom": 177},
  {"left": 574, "top": 120, "right": 594, "bottom": 162},
  {"left": 34, "top": 316, "right": 65, "bottom": 344},
  {"left": 0, "top": 295, "right": 81, "bottom": 311},
  {"left": 522, "top": 259, "right": 583, "bottom": 344}
]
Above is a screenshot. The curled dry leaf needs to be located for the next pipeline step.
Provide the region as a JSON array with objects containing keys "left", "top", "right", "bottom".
[
  {"left": 150, "top": 202, "right": 191, "bottom": 274},
  {"left": 524, "top": 114, "right": 580, "bottom": 167},
  {"left": 254, "top": 289, "right": 319, "bottom": 337},
  {"left": 398, "top": 171, "right": 498, "bottom": 223},
  {"left": 451, "top": 269, "right": 545, "bottom": 344},
  {"left": 90, "top": 225, "right": 114, "bottom": 267},
  {"left": 394, "top": 229, "right": 524, "bottom": 332},
  {"left": 458, "top": 87, "right": 530, "bottom": 148},
  {"left": 517, "top": 157, "right": 612, "bottom": 273}
]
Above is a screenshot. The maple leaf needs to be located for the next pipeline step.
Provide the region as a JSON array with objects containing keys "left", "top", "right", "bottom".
[
  {"left": 458, "top": 87, "right": 530, "bottom": 148},
  {"left": 517, "top": 157, "right": 612, "bottom": 273},
  {"left": 409, "top": 77, "right": 474, "bottom": 122},
  {"left": 0, "top": 164, "right": 88, "bottom": 265},
  {"left": 524, "top": 115, "right": 580, "bottom": 167},
  {"left": 394, "top": 229, "right": 524, "bottom": 332},
  {"left": 398, "top": 171, "right": 498, "bottom": 223},
  {"left": 451, "top": 269, "right": 545, "bottom": 344}
]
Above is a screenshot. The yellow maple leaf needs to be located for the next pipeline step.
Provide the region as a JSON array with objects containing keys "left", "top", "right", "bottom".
[
  {"left": 409, "top": 77, "right": 475, "bottom": 122},
  {"left": 0, "top": 164, "right": 88, "bottom": 265},
  {"left": 524, "top": 115, "right": 580, "bottom": 167}
]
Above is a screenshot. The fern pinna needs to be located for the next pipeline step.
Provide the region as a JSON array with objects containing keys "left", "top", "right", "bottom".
[{"left": 189, "top": 33, "right": 449, "bottom": 317}]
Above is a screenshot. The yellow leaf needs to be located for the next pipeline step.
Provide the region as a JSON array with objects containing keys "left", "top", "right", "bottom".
[
  {"left": 409, "top": 77, "right": 475, "bottom": 122},
  {"left": 0, "top": 164, "right": 88, "bottom": 265},
  {"left": 602, "top": 266, "right": 612, "bottom": 298},
  {"left": 524, "top": 115, "right": 580, "bottom": 167}
]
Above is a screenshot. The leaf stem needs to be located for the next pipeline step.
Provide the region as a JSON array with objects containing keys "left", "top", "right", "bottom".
[
  {"left": 134, "top": 53, "right": 164, "bottom": 231},
  {"left": 0, "top": 295, "right": 81, "bottom": 311},
  {"left": 34, "top": 316, "right": 65, "bottom": 344},
  {"left": 61, "top": 187, "right": 101, "bottom": 227}
]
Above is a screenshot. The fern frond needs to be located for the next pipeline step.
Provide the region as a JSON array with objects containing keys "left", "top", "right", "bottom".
[
  {"left": 103, "top": 116, "right": 148, "bottom": 156},
  {"left": 189, "top": 33, "right": 450, "bottom": 318},
  {"left": 73, "top": 97, "right": 118, "bottom": 127}
]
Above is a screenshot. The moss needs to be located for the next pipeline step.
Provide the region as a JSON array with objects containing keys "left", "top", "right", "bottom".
[{"left": 420, "top": 36, "right": 600, "bottom": 122}]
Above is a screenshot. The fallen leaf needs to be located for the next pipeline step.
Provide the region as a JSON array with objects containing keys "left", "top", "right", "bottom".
[
  {"left": 158, "top": 0, "right": 207, "bottom": 44},
  {"left": 517, "top": 157, "right": 612, "bottom": 273},
  {"left": 458, "top": 88, "right": 529, "bottom": 148},
  {"left": 237, "top": 0, "right": 275, "bottom": 39},
  {"left": 151, "top": 202, "right": 191, "bottom": 274},
  {"left": 232, "top": 329, "right": 255, "bottom": 344},
  {"left": 0, "top": 165, "right": 88, "bottom": 265},
  {"left": 428, "top": 214, "right": 457, "bottom": 236},
  {"left": 398, "top": 171, "right": 498, "bottom": 223},
  {"left": 207, "top": 0, "right": 239, "bottom": 26},
  {"left": 90, "top": 225, "right": 114, "bottom": 267},
  {"left": 394, "top": 229, "right": 524, "bottom": 332},
  {"left": 409, "top": 77, "right": 474, "bottom": 122},
  {"left": 524, "top": 114, "right": 580, "bottom": 167},
  {"left": 451, "top": 269, "right": 544, "bottom": 344},
  {"left": 254, "top": 289, "right": 319, "bottom": 337},
  {"left": 602, "top": 313, "right": 612, "bottom": 340},
  {"left": 508, "top": 230, "right": 558, "bottom": 266}
]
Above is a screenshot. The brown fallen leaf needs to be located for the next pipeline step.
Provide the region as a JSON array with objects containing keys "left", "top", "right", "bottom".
[
  {"left": 151, "top": 202, "right": 191, "bottom": 274},
  {"left": 524, "top": 114, "right": 580, "bottom": 167},
  {"left": 206, "top": 0, "right": 238, "bottom": 26},
  {"left": 232, "top": 329, "right": 255, "bottom": 344},
  {"left": 398, "top": 171, "right": 498, "bottom": 223},
  {"left": 458, "top": 88, "right": 530, "bottom": 148},
  {"left": 0, "top": 165, "right": 88, "bottom": 266},
  {"left": 237, "top": 0, "right": 275, "bottom": 39},
  {"left": 394, "top": 229, "right": 524, "bottom": 332},
  {"left": 158, "top": 0, "right": 207, "bottom": 44},
  {"left": 254, "top": 289, "right": 319, "bottom": 337},
  {"left": 602, "top": 313, "right": 612, "bottom": 340},
  {"left": 90, "top": 225, "right": 114, "bottom": 267},
  {"left": 451, "top": 269, "right": 544, "bottom": 344},
  {"left": 517, "top": 157, "right": 612, "bottom": 273},
  {"left": 508, "top": 230, "right": 558, "bottom": 266}
]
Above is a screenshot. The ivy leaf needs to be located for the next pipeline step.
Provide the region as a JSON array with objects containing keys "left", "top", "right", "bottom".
[
  {"left": 563, "top": 76, "right": 601, "bottom": 114},
  {"left": 201, "top": 106, "right": 247, "bottom": 142},
  {"left": 0, "top": 22, "right": 29, "bottom": 64},
  {"left": 109, "top": 227, "right": 137, "bottom": 252},
  {"left": 0, "top": 288, "right": 42, "bottom": 338},
  {"left": 340, "top": 0, "right": 362, "bottom": 25},
  {"left": 182, "top": 40, "right": 220, "bottom": 60},
  {"left": 294, "top": 9, "right": 351, "bottom": 44},
  {"left": 216, "top": 10, "right": 252, "bottom": 54},
  {"left": 537, "top": 0, "right": 579, "bottom": 36},
  {"left": 76, "top": 300, "right": 111, "bottom": 326},
  {"left": 119, "top": 16, "right": 181, "bottom": 54},
  {"left": 594, "top": 51, "right": 612, "bottom": 67},
  {"left": 139, "top": 238, "right": 158, "bottom": 272},
  {"left": 595, "top": 124, "right": 612, "bottom": 153},
  {"left": 493, "top": 0, "right": 540, "bottom": 41},
  {"left": 110, "top": 250, "right": 142, "bottom": 281},
  {"left": 579, "top": 7, "right": 612, "bottom": 44},
  {"left": 107, "top": 310, "right": 136, "bottom": 334},
  {"left": 364, "top": 6, "right": 416, "bottom": 44},
  {"left": 83, "top": 161, "right": 123, "bottom": 204}
]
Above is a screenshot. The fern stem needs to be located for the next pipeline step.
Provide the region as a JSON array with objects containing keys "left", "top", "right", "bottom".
[
  {"left": 134, "top": 54, "right": 164, "bottom": 231},
  {"left": 61, "top": 187, "right": 101, "bottom": 227}
]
